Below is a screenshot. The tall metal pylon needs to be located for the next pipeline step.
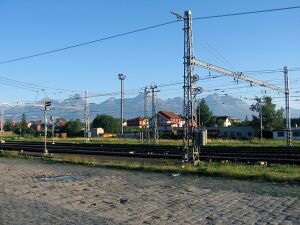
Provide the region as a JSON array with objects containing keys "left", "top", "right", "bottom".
[
  {"left": 0, "top": 108, "right": 4, "bottom": 143},
  {"left": 284, "top": 66, "right": 292, "bottom": 147},
  {"left": 182, "top": 10, "right": 198, "bottom": 161},
  {"left": 84, "top": 90, "right": 90, "bottom": 143},
  {"left": 144, "top": 87, "right": 151, "bottom": 144},
  {"left": 150, "top": 84, "right": 159, "bottom": 144}
]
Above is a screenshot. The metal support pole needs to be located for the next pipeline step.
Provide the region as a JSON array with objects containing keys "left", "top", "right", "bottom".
[
  {"left": 118, "top": 74, "right": 126, "bottom": 134},
  {"left": 52, "top": 117, "right": 55, "bottom": 144},
  {"left": 198, "top": 100, "right": 201, "bottom": 127},
  {"left": 44, "top": 108, "right": 48, "bottom": 155},
  {"left": 0, "top": 109, "right": 4, "bottom": 143},
  {"left": 284, "top": 66, "right": 292, "bottom": 147},
  {"left": 84, "top": 90, "right": 90, "bottom": 143},
  {"left": 259, "top": 98, "right": 263, "bottom": 140},
  {"left": 182, "top": 10, "right": 198, "bottom": 162},
  {"left": 150, "top": 85, "right": 159, "bottom": 144},
  {"left": 144, "top": 87, "right": 150, "bottom": 144}
]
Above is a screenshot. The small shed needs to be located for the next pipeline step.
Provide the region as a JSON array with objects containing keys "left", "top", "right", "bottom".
[
  {"left": 219, "top": 126, "right": 257, "bottom": 139},
  {"left": 91, "top": 128, "right": 104, "bottom": 138}
]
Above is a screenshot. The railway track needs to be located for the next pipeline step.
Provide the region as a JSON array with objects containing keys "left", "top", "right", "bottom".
[{"left": 1, "top": 141, "right": 300, "bottom": 164}]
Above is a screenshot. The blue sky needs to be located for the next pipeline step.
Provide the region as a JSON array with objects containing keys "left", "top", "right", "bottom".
[{"left": 0, "top": 0, "right": 299, "bottom": 109}]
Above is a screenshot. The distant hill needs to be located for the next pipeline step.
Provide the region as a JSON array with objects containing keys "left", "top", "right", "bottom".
[
  {"left": 4, "top": 93, "right": 300, "bottom": 121},
  {"left": 2, "top": 93, "right": 252, "bottom": 121}
]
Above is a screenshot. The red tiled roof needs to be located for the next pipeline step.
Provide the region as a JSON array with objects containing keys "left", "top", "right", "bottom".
[
  {"left": 158, "top": 111, "right": 181, "bottom": 120},
  {"left": 127, "top": 117, "right": 145, "bottom": 122}
]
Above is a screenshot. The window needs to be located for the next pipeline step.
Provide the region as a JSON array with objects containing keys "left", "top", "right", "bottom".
[
  {"left": 292, "top": 131, "right": 300, "bottom": 137},
  {"left": 277, "top": 131, "right": 285, "bottom": 137}
]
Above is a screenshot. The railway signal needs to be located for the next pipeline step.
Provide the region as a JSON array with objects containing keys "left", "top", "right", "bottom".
[
  {"left": 44, "top": 101, "right": 51, "bottom": 155},
  {"left": 44, "top": 101, "right": 51, "bottom": 111}
]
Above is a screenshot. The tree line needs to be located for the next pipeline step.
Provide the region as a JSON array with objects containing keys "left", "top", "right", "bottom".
[
  {"left": 4, "top": 114, "right": 120, "bottom": 137},
  {"left": 197, "top": 96, "right": 286, "bottom": 136},
  {"left": 3, "top": 95, "right": 294, "bottom": 138}
]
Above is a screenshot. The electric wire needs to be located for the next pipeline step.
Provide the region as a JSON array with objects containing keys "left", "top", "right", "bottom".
[{"left": 0, "top": 6, "right": 299, "bottom": 65}]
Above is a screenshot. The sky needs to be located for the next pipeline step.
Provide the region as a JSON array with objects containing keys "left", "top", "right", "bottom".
[{"left": 0, "top": 0, "right": 299, "bottom": 109}]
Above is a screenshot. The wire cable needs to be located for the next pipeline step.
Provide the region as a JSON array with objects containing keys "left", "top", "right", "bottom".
[{"left": 0, "top": 6, "right": 299, "bottom": 65}]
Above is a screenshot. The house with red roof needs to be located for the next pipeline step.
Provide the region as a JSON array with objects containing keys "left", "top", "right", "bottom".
[
  {"left": 155, "top": 111, "right": 184, "bottom": 131},
  {"left": 126, "top": 117, "right": 147, "bottom": 128}
]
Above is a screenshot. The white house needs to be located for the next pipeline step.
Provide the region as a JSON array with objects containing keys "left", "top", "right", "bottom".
[
  {"left": 153, "top": 111, "right": 184, "bottom": 131},
  {"left": 215, "top": 116, "right": 232, "bottom": 127}
]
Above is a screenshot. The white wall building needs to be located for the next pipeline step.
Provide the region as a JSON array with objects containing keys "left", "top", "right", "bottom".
[{"left": 273, "top": 128, "right": 300, "bottom": 140}]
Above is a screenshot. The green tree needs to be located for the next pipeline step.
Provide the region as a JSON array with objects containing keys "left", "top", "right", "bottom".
[
  {"left": 4, "top": 119, "right": 13, "bottom": 131},
  {"left": 60, "top": 119, "right": 84, "bottom": 137},
  {"left": 291, "top": 117, "right": 300, "bottom": 127},
  {"left": 196, "top": 99, "right": 214, "bottom": 127},
  {"left": 250, "top": 96, "right": 284, "bottom": 132},
  {"left": 20, "top": 113, "right": 28, "bottom": 135},
  {"left": 92, "top": 114, "right": 120, "bottom": 133}
]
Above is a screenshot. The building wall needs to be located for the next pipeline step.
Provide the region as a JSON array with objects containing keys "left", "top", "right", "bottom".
[
  {"left": 224, "top": 118, "right": 232, "bottom": 127},
  {"left": 219, "top": 126, "right": 256, "bottom": 139},
  {"left": 91, "top": 128, "right": 104, "bottom": 138},
  {"left": 273, "top": 129, "right": 300, "bottom": 140}
]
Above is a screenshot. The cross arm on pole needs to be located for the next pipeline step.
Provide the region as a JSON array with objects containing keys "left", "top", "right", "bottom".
[{"left": 191, "top": 58, "right": 287, "bottom": 94}]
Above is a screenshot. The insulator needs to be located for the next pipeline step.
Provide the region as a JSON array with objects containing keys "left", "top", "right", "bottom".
[
  {"left": 193, "top": 87, "right": 203, "bottom": 95},
  {"left": 192, "top": 74, "right": 199, "bottom": 83}
]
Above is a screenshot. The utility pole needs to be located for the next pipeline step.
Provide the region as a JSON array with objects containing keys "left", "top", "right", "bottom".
[
  {"left": 284, "top": 66, "right": 292, "bottom": 147},
  {"left": 172, "top": 10, "right": 201, "bottom": 162},
  {"left": 198, "top": 100, "right": 201, "bottom": 127},
  {"left": 118, "top": 74, "right": 126, "bottom": 134},
  {"left": 51, "top": 116, "right": 59, "bottom": 144},
  {"left": 150, "top": 84, "right": 159, "bottom": 144},
  {"left": 258, "top": 98, "right": 263, "bottom": 140},
  {"left": 19, "top": 117, "right": 22, "bottom": 137},
  {"left": 173, "top": 10, "right": 199, "bottom": 161},
  {"left": 144, "top": 87, "right": 150, "bottom": 144},
  {"left": 0, "top": 109, "right": 4, "bottom": 143},
  {"left": 84, "top": 90, "right": 90, "bottom": 143},
  {"left": 51, "top": 116, "right": 55, "bottom": 144},
  {"left": 44, "top": 101, "right": 51, "bottom": 155}
]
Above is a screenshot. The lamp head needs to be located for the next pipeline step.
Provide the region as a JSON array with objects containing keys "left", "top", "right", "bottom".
[{"left": 118, "top": 74, "right": 126, "bottom": 80}]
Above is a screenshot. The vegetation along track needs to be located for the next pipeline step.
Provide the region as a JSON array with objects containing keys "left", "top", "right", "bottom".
[{"left": 1, "top": 141, "right": 300, "bottom": 164}]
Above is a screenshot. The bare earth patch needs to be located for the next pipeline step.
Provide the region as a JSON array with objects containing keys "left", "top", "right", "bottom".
[{"left": 0, "top": 158, "right": 299, "bottom": 225}]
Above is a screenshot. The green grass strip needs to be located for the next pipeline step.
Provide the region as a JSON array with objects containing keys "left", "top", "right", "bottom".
[{"left": 1, "top": 151, "right": 299, "bottom": 184}]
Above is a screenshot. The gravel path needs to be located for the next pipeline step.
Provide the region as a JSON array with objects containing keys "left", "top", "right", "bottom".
[{"left": 0, "top": 158, "right": 299, "bottom": 225}]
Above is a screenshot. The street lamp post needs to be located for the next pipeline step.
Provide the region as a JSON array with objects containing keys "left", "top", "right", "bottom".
[{"left": 118, "top": 74, "right": 126, "bottom": 134}]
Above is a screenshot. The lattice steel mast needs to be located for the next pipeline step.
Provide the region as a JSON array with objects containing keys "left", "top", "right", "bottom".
[
  {"left": 182, "top": 11, "right": 200, "bottom": 161},
  {"left": 84, "top": 90, "right": 90, "bottom": 143},
  {"left": 0, "top": 109, "right": 4, "bottom": 143},
  {"left": 144, "top": 87, "right": 151, "bottom": 144},
  {"left": 150, "top": 84, "right": 159, "bottom": 144},
  {"left": 192, "top": 59, "right": 291, "bottom": 147},
  {"left": 284, "top": 66, "right": 291, "bottom": 147}
]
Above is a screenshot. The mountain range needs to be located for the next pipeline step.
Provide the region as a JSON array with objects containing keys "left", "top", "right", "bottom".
[{"left": 4, "top": 93, "right": 300, "bottom": 121}]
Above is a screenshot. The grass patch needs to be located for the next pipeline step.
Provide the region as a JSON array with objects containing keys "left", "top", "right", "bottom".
[
  {"left": 196, "top": 162, "right": 300, "bottom": 183},
  {"left": 0, "top": 150, "right": 34, "bottom": 160},
  {"left": 48, "top": 154, "right": 300, "bottom": 184},
  {"left": 1, "top": 151, "right": 299, "bottom": 184}
]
